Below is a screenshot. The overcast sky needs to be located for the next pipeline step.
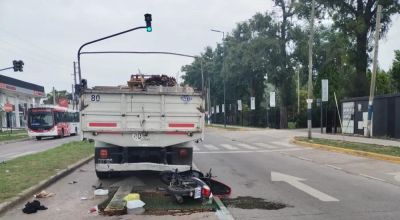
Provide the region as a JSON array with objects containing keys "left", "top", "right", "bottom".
[{"left": 0, "top": 0, "right": 399, "bottom": 94}]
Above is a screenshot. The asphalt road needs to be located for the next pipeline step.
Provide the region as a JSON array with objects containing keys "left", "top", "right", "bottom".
[
  {"left": 0, "top": 135, "right": 80, "bottom": 162},
  {"left": 2, "top": 128, "right": 400, "bottom": 220}
]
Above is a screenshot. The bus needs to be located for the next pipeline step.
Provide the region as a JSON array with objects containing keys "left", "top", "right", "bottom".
[{"left": 27, "top": 106, "right": 80, "bottom": 140}]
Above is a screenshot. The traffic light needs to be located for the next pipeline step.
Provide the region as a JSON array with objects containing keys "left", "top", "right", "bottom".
[
  {"left": 12, "top": 60, "right": 24, "bottom": 72},
  {"left": 12, "top": 60, "right": 18, "bottom": 72},
  {"left": 144, "top": 13, "right": 152, "bottom": 32}
]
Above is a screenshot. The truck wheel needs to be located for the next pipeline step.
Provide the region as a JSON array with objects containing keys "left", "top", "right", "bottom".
[{"left": 96, "top": 171, "right": 110, "bottom": 179}]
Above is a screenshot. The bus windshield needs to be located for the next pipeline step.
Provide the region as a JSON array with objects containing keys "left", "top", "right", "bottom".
[{"left": 28, "top": 111, "right": 54, "bottom": 130}]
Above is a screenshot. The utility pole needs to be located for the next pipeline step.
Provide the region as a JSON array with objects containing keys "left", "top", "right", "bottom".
[
  {"left": 307, "top": 0, "right": 315, "bottom": 139},
  {"left": 73, "top": 61, "right": 77, "bottom": 110},
  {"left": 52, "top": 87, "right": 56, "bottom": 105},
  {"left": 71, "top": 84, "right": 75, "bottom": 110},
  {"left": 208, "top": 77, "right": 211, "bottom": 125},
  {"left": 211, "top": 29, "right": 226, "bottom": 128},
  {"left": 296, "top": 65, "right": 300, "bottom": 114},
  {"left": 367, "top": 5, "right": 382, "bottom": 138}
]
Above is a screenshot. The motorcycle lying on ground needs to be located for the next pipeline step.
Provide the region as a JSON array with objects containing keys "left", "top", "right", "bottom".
[{"left": 160, "top": 168, "right": 231, "bottom": 204}]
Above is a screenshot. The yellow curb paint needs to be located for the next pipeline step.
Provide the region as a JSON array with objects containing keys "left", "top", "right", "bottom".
[{"left": 291, "top": 139, "right": 400, "bottom": 164}]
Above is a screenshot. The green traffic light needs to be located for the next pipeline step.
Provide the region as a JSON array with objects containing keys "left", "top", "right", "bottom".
[{"left": 146, "top": 26, "right": 152, "bottom": 32}]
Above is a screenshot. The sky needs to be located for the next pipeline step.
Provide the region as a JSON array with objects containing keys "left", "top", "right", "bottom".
[{"left": 0, "top": 0, "right": 399, "bottom": 94}]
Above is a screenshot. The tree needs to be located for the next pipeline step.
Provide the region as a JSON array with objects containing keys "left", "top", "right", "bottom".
[
  {"left": 389, "top": 50, "right": 400, "bottom": 92},
  {"left": 43, "top": 90, "right": 72, "bottom": 105},
  {"left": 312, "top": 0, "right": 400, "bottom": 97}
]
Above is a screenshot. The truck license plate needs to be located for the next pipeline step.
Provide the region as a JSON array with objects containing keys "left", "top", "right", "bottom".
[
  {"left": 194, "top": 187, "right": 201, "bottom": 199},
  {"left": 132, "top": 132, "right": 143, "bottom": 141}
]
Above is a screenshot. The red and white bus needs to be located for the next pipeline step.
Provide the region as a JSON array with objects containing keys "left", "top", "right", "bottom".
[{"left": 27, "top": 106, "right": 80, "bottom": 140}]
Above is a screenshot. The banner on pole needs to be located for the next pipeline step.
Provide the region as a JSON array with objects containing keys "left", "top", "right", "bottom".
[
  {"left": 237, "top": 100, "right": 242, "bottom": 111},
  {"left": 270, "top": 92, "right": 276, "bottom": 107},
  {"left": 222, "top": 104, "right": 225, "bottom": 113},
  {"left": 216, "top": 105, "right": 220, "bottom": 113},
  {"left": 322, "top": 79, "right": 328, "bottom": 102},
  {"left": 250, "top": 97, "right": 255, "bottom": 110}
]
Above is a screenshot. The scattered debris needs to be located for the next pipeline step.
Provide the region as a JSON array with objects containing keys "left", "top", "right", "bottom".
[
  {"left": 126, "top": 200, "right": 145, "bottom": 209},
  {"left": 88, "top": 205, "right": 98, "bottom": 214},
  {"left": 92, "top": 183, "right": 103, "bottom": 190},
  {"left": 80, "top": 197, "right": 88, "bottom": 200},
  {"left": 124, "top": 193, "right": 140, "bottom": 201},
  {"left": 22, "top": 200, "right": 48, "bottom": 214},
  {"left": 68, "top": 180, "right": 78, "bottom": 184},
  {"left": 221, "top": 196, "right": 288, "bottom": 210},
  {"left": 79, "top": 168, "right": 87, "bottom": 172},
  {"left": 94, "top": 189, "right": 109, "bottom": 196},
  {"left": 34, "top": 190, "right": 55, "bottom": 198}
]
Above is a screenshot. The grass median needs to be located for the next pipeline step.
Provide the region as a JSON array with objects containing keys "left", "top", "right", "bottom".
[
  {"left": 0, "top": 130, "right": 28, "bottom": 142},
  {"left": 0, "top": 141, "right": 94, "bottom": 203},
  {"left": 295, "top": 137, "right": 400, "bottom": 157}
]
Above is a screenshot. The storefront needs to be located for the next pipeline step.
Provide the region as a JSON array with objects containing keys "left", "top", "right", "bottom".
[{"left": 0, "top": 75, "right": 45, "bottom": 129}]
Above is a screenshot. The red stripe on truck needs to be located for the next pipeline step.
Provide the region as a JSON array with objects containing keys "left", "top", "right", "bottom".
[
  {"left": 88, "top": 122, "right": 117, "bottom": 127},
  {"left": 168, "top": 123, "right": 195, "bottom": 128}
]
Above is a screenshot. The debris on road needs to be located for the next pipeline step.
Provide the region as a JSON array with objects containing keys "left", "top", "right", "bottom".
[
  {"left": 22, "top": 200, "right": 48, "bottom": 214},
  {"left": 68, "top": 180, "right": 78, "bottom": 184},
  {"left": 92, "top": 183, "right": 103, "bottom": 190},
  {"left": 124, "top": 193, "right": 140, "bottom": 201},
  {"left": 94, "top": 189, "right": 109, "bottom": 196},
  {"left": 34, "top": 190, "right": 55, "bottom": 198},
  {"left": 88, "top": 205, "right": 98, "bottom": 214}
]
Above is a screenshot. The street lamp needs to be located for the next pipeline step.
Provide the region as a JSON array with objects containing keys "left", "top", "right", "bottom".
[{"left": 210, "top": 29, "right": 226, "bottom": 128}]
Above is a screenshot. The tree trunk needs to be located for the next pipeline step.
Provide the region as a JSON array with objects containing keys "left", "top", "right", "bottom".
[
  {"left": 280, "top": 105, "right": 288, "bottom": 129},
  {"left": 353, "top": 32, "right": 369, "bottom": 97}
]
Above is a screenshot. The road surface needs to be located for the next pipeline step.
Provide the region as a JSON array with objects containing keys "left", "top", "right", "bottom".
[
  {"left": 2, "top": 128, "right": 400, "bottom": 219},
  {"left": 0, "top": 136, "right": 80, "bottom": 162}
]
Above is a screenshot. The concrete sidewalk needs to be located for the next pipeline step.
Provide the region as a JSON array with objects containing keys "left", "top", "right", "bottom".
[{"left": 294, "top": 131, "right": 400, "bottom": 147}]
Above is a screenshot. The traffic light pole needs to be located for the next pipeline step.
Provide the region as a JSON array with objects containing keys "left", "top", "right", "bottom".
[
  {"left": 77, "top": 25, "right": 147, "bottom": 83},
  {"left": 0, "top": 67, "right": 13, "bottom": 72}
]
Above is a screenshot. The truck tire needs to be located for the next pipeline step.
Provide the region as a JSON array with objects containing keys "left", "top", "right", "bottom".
[{"left": 96, "top": 171, "right": 110, "bottom": 179}]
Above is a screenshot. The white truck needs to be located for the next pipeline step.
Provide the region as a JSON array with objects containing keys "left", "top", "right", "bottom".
[{"left": 79, "top": 76, "right": 204, "bottom": 179}]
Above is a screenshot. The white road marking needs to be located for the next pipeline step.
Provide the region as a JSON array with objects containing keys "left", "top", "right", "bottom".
[
  {"left": 195, "top": 147, "right": 311, "bottom": 154},
  {"left": 271, "top": 171, "right": 339, "bottom": 202},
  {"left": 359, "top": 173, "right": 386, "bottom": 182},
  {"left": 387, "top": 172, "right": 400, "bottom": 182},
  {"left": 296, "top": 156, "right": 313, "bottom": 162},
  {"left": 191, "top": 143, "right": 199, "bottom": 151},
  {"left": 9, "top": 151, "right": 36, "bottom": 159},
  {"left": 254, "top": 143, "right": 277, "bottom": 149},
  {"left": 326, "top": 164, "right": 342, "bottom": 170},
  {"left": 271, "top": 141, "right": 296, "bottom": 148},
  {"left": 192, "top": 162, "right": 234, "bottom": 220},
  {"left": 236, "top": 143, "right": 258, "bottom": 150},
  {"left": 220, "top": 144, "right": 239, "bottom": 150},
  {"left": 203, "top": 144, "right": 219, "bottom": 150}
]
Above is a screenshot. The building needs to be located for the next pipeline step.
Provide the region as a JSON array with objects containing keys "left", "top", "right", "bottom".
[{"left": 0, "top": 75, "right": 45, "bottom": 129}]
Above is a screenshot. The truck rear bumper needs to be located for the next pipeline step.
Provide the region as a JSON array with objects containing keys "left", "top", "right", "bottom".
[{"left": 95, "top": 162, "right": 191, "bottom": 172}]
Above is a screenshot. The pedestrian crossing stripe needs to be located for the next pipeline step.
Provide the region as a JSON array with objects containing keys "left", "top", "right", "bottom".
[
  {"left": 203, "top": 144, "right": 218, "bottom": 150},
  {"left": 271, "top": 141, "right": 295, "bottom": 148},
  {"left": 235, "top": 143, "right": 258, "bottom": 150},
  {"left": 254, "top": 143, "right": 277, "bottom": 149},
  {"left": 220, "top": 144, "right": 239, "bottom": 150}
]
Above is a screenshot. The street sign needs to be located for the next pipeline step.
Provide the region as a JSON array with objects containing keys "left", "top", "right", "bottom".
[
  {"left": 211, "top": 106, "right": 214, "bottom": 114},
  {"left": 237, "top": 100, "right": 242, "bottom": 111},
  {"left": 222, "top": 104, "right": 225, "bottom": 113},
  {"left": 216, "top": 105, "right": 219, "bottom": 113},
  {"left": 4, "top": 103, "right": 13, "bottom": 112},
  {"left": 270, "top": 92, "right": 276, "bottom": 107},
  {"left": 250, "top": 97, "right": 255, "bottom": 110},
  {"left": 322, "top": 79, "right": 328, "bottom": 102}
]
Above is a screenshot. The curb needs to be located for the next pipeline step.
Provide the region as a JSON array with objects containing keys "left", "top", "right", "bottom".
[
  {"left": 0, "top": 137, "right": 33, "bottom": 145},
  {"left": 0, "top": 154, "right": 94, "bottom": 215},
  {"left": 292, "top": 139, "right": 400, "bottom": 164}
]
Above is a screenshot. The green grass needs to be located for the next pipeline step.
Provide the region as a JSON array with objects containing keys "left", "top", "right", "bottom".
[
  {"left": 296, "top": 137, "right": 400, "bottom": 157},
  {"left": 0, "top": 130, "right": 28, "bottom": 142},
  {"left": 0, "top": 141, "right": 94, "bottom": 203}
]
